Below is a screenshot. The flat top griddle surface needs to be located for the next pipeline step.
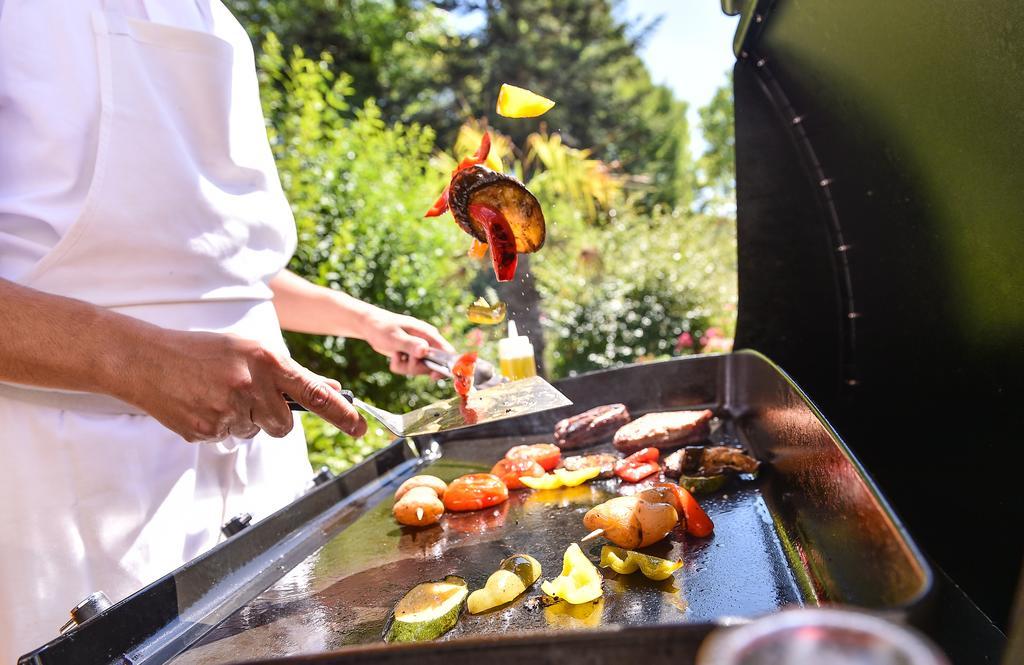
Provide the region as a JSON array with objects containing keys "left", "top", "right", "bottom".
[{"left": 173, "top": 421, "right": 806, "bottom": 664}]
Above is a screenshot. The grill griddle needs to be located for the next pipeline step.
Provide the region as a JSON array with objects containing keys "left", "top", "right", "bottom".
[{"left": 20, "top": 352, "right": 932, "bottom": 665}]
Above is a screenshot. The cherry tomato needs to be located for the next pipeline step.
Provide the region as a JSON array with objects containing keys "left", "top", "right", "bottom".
[
  {"left": 443, "top": 473, "right": 509, "bottom": 512},
  {"left": 452, "top": 351, "right": 478, "bottom": 398},
  {"left": 506, "top": 443, "right": 561, "bottom": 472},
  {"left": 655, "top": 482, "right": 714, "bottom": 537},
  {"left": 445, "top": 498, "right": 510, "bottom": 533},
  {"left": 491, "top": 457, "right": 545, "bottom": 490},
  {"left": 469, "top": 203, "right": 518, "bottom": 282}
]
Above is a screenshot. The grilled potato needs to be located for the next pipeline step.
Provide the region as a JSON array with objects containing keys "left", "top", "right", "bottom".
[{"left": 583, "top": 495, "right": 678, "bottom": 549}]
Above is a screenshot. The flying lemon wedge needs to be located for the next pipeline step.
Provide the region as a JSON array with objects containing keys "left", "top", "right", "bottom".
[{"left": 496, "top": 84, "right": 556, "bottom": 118}]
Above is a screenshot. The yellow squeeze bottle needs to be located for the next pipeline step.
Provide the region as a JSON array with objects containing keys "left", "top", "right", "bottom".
[{"left": 498, "top": 320, "right": 537, "bottom": 380}]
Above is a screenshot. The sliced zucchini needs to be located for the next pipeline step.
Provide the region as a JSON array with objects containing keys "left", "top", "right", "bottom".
[
  {"left": 679, "top": 473, "right": 727, "bottom": 495},
  {"left": 383, "top": 575, "right": 468, "bottom": 643}
]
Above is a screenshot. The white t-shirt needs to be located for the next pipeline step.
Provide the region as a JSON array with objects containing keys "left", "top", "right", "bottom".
[{"left": 0, "top": 0, "right": 220, "bottom": 280}]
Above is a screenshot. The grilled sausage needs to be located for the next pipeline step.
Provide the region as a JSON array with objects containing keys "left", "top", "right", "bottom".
[
  {"left": 612, "top": 410, "right": 713, "bottom": 453},
  {"left": 554, "top": 404, "right": 631, "bottom": 450}
]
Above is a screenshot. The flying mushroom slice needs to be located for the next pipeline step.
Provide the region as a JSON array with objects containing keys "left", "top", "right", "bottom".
[
  {"left": 424, "top": 132, "right": 546, "bottom": 282},
  {"left": 448, "top": 165, "right": 546, "bottom": 254}
]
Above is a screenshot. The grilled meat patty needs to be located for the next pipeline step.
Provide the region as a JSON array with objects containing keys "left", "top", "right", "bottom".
[
  {"left": 559, "top": 453, "right": 618, "bottom": 479},
  {"left": 554, "top": 403, "right": 631, "bottom": 450},
  {"left": 612, "top": 409, "right": 713, "bottom": 453},
  {"left": 663, "top": 445, "right": 760, "bottom": 478}
]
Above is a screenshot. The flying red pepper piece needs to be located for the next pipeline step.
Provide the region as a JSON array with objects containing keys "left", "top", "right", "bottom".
[
  {"left": 468, "top": 203, "right": 518, "bottom": 282},
  {"left": 424, "top": 133, "right": 492, "bottom": 218}
]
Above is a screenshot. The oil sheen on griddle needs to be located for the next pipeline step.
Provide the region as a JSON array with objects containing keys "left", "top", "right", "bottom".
[{"left": 498, "top": 320, "right": 537, "bottom": 380}]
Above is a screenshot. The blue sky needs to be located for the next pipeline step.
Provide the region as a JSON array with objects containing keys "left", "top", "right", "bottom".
[
  {"left": 622, "top": 1, "right": 738, "bottom": 109},
  {"left": 621, "top": 1, "right": 739, "bottom": 149},
  {"left": 449, "top": 2, "right": 738, "bottom": 153}
]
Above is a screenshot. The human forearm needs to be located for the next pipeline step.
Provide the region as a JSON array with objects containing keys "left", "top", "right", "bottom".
[
  {"left": 269, "top": 269, "right": 378, "bottom": 338},
  {"left": 0, "top": 278, "right": 365, "bottom": 439},
  {"left": 270, "top": 270, "right": 454, "bottom": 376},
  {"left": 0, "top": 278, "right": 156, "bottom": 397}
]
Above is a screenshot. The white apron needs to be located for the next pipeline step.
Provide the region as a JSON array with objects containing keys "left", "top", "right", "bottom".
[{"left": 0, "top": 1, "right": 312, "bottom": 658}]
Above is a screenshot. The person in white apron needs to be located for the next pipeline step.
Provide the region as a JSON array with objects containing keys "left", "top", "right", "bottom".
[{"left": 0, "top": 0, "right": 453, "bottom": 659}]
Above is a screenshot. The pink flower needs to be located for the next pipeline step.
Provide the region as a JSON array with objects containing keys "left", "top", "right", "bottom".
[
  {"left": 702, "top": 336, "right": 734, "bottom": 353},
  {"left": 675, "top": 332, "right": 694, "bottom": 352},
  {"left": 699, "top": 327, "right": 723, "bottom": 348}
]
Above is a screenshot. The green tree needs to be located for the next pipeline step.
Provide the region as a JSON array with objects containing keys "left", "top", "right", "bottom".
[
  {"left": 225, "top": 0, "right": 697, "bottom": 209},
  {"left": 441, "top": 0, "right": 694, "bottom": 209},
  {"left": 696, "top": 72, "right": 736, "bottom": 212},
  {"left": 224, "top": 0, "right": 456, "bottom": 122}
]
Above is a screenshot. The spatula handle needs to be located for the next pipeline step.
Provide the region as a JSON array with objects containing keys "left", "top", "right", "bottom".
[{"left": 285, "top": 390, "right": 354, "bottom": 412}]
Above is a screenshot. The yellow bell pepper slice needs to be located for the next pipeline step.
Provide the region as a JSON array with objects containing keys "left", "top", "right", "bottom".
[
  {"left": 519, "top": 467, "right": 601, "bottom": 490},
  {"left": 467, "top": 297, "right": 507, "bottom": 325},
  {"left": 496, "top": 84, "right": 556, "bottom": 118},
  {"left": 466, "top": 553, "right": 542, "bottom": 614},
  {"left": 541, "top": 543, "right": 603, "bottom": 604},
  {"left": 467, "top": 570, "right": 524, "bottom": 614},
  {"left": 543, "top": 596, "right": 604, "bottom": 628},
  {"left": 599, "top": 545, "right": 683, "bottom": 581}
]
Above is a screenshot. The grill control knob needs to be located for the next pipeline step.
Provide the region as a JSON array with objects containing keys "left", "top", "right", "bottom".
[
  {"left": 59, "top": 591, "right": 112, "bottom": 633},
  {"left": 221, "top": 512, "right": 252, "bottom": 538},
  {"left": 312, "top": 465, "right": 335, "bottom": 486}
]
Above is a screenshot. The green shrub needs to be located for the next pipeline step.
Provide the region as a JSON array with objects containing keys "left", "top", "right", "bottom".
[
  {"left": 258, "top": 35, "right": 478, "bottom": 471},
  {"left": 531, "top": 200, "right": 735, "bottom": 376}
]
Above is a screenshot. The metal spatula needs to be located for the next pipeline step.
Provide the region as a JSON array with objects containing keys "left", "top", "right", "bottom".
[{"left": 286, "top": 376, "right": 571, "bottom": 438}]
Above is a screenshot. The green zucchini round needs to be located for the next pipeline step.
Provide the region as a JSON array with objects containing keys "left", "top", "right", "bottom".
[
  {"left": 679, "top": 474, "right": 727, "bottom": 495},
  {"left": 383, "top": 575, "right": 468, "bottom": 643}
]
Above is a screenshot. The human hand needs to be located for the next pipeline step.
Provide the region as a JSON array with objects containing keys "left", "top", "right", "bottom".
[
  {"left": 361, "top": 308, "right": 455, "bottom": 377},
  {"left": 121, "top": 330, "right": 366, "bottom": 443}
]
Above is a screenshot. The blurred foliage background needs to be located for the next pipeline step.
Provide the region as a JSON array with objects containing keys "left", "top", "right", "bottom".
[{"left": 227, "top": 0, "right": 738, "bottom": 472}]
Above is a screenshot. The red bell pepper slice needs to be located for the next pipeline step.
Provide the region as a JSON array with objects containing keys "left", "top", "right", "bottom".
[
  {"left": 617, "top": 462, "right": 660, "bottom": 483},
  {"left": 468, "top": 203, "right": 518, "bottom": 281},
  {"left": 617, "top": 447, "right": 660, "bottom": 467},
  {"left": 424, "top": 133, "right": 492, "bottom": 218},
  {"left": 452, "top": 351, "right": 478, "bottom": 397},
  {"left": 465, "top": 132, "right": 491, "bottom": 166},
  {"left": 614, "top": 447, "right": 661, "bottom": 483},
  {"left": 655, "top": 482, "right": 714, "bottom": 537},
  {"left": 424, "top": 186, "right": 450, "bottom": 217}
]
